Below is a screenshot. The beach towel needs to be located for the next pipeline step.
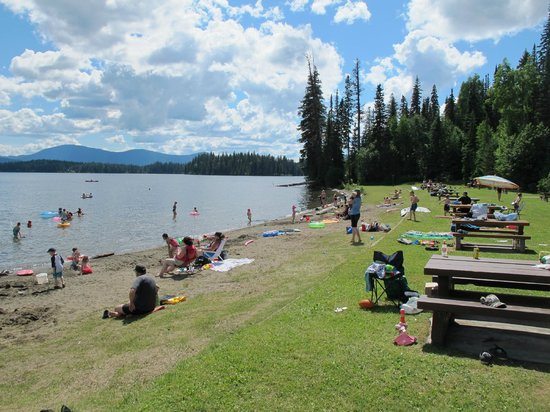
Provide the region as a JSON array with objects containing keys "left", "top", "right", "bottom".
[
  {"left": 400, "top": 207, "right": 431, "bottom": 217},
  {"left": 209, "top": 258, "right": 254, "bottom": 272}
]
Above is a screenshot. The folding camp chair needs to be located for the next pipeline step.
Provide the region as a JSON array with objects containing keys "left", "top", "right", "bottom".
[
  {"left": 203, "top": 238, "right": 227, "bottom": 261},
  {"left": 368, "top": 250, "right": 407, "bottom": 308}
]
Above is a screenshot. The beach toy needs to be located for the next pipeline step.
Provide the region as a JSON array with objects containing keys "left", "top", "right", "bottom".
[
  {"left": 244, "top": 240, "right": 255, "bottom": 246},
  {"left": 262, "top": 230, "right": 280, "bottom": 237},
  {"left": 346, "top": 227, "right": 352, "bottom": 234},
  {"left": 321, "top": 219, "right": 339, "bottom": 224},
  {"left": 189, "top": 211, "right": 200, "bottom": 216},
  {"left": 16, "top": 269, "right": 34, "bottom": 276},
  {"left": 52, "top": 216, "right": 62, "bottom": 222},
  {"left": 57, "top": 222, "right": 70, "bottom": 228},
  {"left": 40, "top": 211, "right": 57, "bottom": 218},
  {"left": 35, "top": 272, "right": 48, "bottom": 284},
  {"left": 308, "top": 222, "right": 325, "bottom": 229},
  {"left": 359, "top": 299, "right": 374, "bottom": 309},
  {"left": 82, "top": 267, "right": 93, "bottom": 274}
]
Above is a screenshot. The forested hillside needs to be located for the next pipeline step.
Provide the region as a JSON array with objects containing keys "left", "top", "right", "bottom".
[
  {"left": 299, "top": 12, "right": 550, "bottom": 192},
  {"left": 0, "top": 152, "right": 302, "bottom": 176}
]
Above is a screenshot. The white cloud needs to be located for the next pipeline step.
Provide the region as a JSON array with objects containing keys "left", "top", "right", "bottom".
[
  {"left": 394, "top": 30, "right": 487, "bottom": 87},
  {"left": 311, "top": 0, "right": 341, "bottom": 15},
  {"left": 334, "top": 1, "right": 371, "bottom": 25},
  {"left": 0, "top": 1, "right": 343, "bottom": 155},
  {"left": 105, "top": 134, "right": 126, "bottom": 144},
  {"left": 287, "top": 0, "right": 309, "bottom": 12},
  {"left": 407, "top": 0, "right": 547, "bottom": 42},
  {"left": 0, "top": 136, "right": 80, "bottom": 156}
]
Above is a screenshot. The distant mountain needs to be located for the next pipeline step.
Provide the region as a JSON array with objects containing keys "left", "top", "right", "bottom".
[{"left": 6, "top": 145, "right": 199, "bottom": 166}]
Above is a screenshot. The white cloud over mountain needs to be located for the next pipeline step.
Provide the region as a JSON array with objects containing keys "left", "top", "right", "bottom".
[{"left": 0, "top": 0, "right": 342, "bottom": 155}]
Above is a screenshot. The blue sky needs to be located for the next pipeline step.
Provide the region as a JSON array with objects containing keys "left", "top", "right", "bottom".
[{"left": 0, "top": 0, "right": 547, "bottom": 158}]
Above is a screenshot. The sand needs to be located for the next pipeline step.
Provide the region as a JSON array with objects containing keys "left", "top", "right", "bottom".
[{"left": 0, "top": 200, "right": 382, "bottom": 347}]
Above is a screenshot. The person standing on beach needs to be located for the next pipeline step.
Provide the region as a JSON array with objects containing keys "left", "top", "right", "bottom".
[
  {"left": 48, "top": 247, "right": 65, "bottom": 289},
  {"left": 247, "top": 208, "right": 252, "bottom": 225},
  {"left": 349, "top": 189, "right": 362, "bottom": 244},
  {"left": 409, "top": 191, "right": 419, "bottom": 222},
  {"left": 320, "top": 189, "right": 327, "bottom": 208},
  {"left": 13, "top": 222, "right": 22, "bottom": 240},
  {"left": 292, "top": 205, "right": 297, "bottom": 224},
  {"left": 172, "top": 201, "right": 177, "bottom": 219}
]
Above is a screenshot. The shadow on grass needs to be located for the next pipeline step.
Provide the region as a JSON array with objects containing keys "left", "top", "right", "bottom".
[{"left": 421, "top": 342, "right": 550, "bottom": 372}]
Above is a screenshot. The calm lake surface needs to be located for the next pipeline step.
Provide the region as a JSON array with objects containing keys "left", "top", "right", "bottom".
[{"left": 0, "top": 173, "right": 310, "bottom": 270}]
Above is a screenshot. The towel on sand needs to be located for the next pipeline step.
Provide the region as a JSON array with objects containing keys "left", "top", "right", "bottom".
[{"left": 210, "top": 258, "right": 254, "bottom": 272}]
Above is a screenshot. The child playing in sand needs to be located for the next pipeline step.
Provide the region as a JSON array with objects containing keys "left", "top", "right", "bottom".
[
  {"left": 48, "top": 247, "right": 65, "bottom": 289},
  {"left": 71, "top": 247, "right": 81, "bottom": 270},
  {"left": 80, "top": 255, "right": 92, "bottom": 275}
]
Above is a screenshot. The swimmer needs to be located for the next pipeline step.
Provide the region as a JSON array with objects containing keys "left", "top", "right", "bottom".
[
  {"left": 27, "top": 220, "right": 32, "bottom": 228},
  {"left": 13, "top": 222, "right": 22, "bottom": 239}
]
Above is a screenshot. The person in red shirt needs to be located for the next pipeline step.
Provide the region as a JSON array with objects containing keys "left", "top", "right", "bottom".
[
  {"left": 162, "top": 233, "right": 180, "bottom": 258},
  {"left": 158, "top": 237, "right": 197, "bottom": 277}
]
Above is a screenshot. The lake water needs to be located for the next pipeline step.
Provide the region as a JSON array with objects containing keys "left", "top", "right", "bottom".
[{"left": 0, "top": 173, "right": 310, "bottom": 270}]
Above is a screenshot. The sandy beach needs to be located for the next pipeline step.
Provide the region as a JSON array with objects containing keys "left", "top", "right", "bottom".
[{"left": 0, "top": 199, "right": 381, "bottom": 347}]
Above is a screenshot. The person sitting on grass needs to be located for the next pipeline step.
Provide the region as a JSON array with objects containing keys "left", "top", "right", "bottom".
[
  {"left": 158, "top": 236, "right": 197, "bottom": 277},
  {"left": 103, "top": 265, "right": 158, "bottom": 319}
]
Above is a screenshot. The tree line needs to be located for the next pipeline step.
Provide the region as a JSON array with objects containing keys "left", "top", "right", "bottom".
[
  {"left": 0, "top": 152, "right": 302, "bottom": 176},
  {"left": 299, "top": 12, "right": 550, "bottom": 192}
]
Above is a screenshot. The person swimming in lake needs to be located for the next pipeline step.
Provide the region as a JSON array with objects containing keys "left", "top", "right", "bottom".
[
  {"left": 77, "top": 208, "right": 83, "bottom": 217},
  {"left": 172, "top": 201, "right": 177, "bottom": 219}
]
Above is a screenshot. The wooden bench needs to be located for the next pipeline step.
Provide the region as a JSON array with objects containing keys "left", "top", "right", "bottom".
[
  {"left": 449, "top": 277, "right": 550, "bottom": 292},
  {"left": 452, "top": 232, "right": 530, "bottom": 252},
  {"left": 417, "top": 296, "right": 550, "bottom": 345}
]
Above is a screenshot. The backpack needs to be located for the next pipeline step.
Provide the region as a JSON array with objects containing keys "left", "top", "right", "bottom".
[{"left": 194, "top": 255, "right": 211, "bottom": 267}]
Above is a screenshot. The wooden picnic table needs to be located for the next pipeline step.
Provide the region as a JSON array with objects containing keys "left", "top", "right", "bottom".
[
  {"left": 451, "top": 218, "right": 531, "bottom": 251},
  {"left": 424, "top": 255, "right": 548, "bottom": 296},
  {"left": 418, "top": 255, "right": 550, "bottom": 347},
  {"left": 448, "top": 204, "right": 503, "bottom": 212},
  {"left": 451, "top": 218, "right": 529, "bottom": 234}
]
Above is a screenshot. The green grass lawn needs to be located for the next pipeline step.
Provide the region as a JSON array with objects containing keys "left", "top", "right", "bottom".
[
  {"left": 2, "top": 184, "right": 549, "bottom": 411},
  {"left": 114, "top": 184, "right": 550, "bottom": 411}
]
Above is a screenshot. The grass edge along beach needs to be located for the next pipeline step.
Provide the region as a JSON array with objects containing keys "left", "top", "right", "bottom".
[{"left": 1, "top": 184, "right": 549, "bottom": 411}]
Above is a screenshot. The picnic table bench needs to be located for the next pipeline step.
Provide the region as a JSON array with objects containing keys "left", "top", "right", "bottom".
[
  {"left": 448, "top": 204, "right": 503, "bottom": 214},
  {"left": 451, "top": 218, "right": 530, "bottom": 252},
  {"left": 418, "top": 255, "right": 550, "bottom": 346}
]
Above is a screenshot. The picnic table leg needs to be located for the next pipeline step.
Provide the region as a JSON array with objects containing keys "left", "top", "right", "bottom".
[
  {"left": 455, "top": 236, "right": 462, "bottom": 250},
  {"left": 518, "top": 239, "right": 526, "bottom": 253},
  {"left": 435, "top": 276, "right": 451, "bottom": 297},
  {"left": 430, "top": 311, "right": 451, "bottom": 346}
]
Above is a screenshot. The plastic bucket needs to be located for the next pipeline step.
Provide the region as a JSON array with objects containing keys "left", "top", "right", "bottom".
[{"left": 36, "top": 272, "right": 49, "bottom": 285}]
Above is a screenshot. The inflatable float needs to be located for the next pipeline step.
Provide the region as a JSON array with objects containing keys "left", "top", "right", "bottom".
[
  {"left": 40, "top": 211, "right": 57, "bottom": 218},
  {"left": 16, "top": 269, "right": 34, "bottom": 276},
  {"left": 57, "top": 222, "right": 71, "bottom": 228},
  {"left": 244, "top": 240, "right": 255, "bottom": 246},
  {"left": 189, "top": 211, "right": 200, "bottom": 216},
  {"left": 309, "top": 222, "right": 326, "bottom": 229}
]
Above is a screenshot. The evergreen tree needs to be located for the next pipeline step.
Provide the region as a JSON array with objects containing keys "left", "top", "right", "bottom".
[
  {"left": 444, "top": 89, "right": 456, "bottom": 123},
  {"left": 537, "top": 9, "right": 550, "bottom": 127},
  {"left": 399, "top": 95, "right": 409, "bottom": 119},
  {"left": 410, "top": 76, "right": 422, "bottom": 116},
  {"left": 298, "top": 57, "right": 326, "bottom": 184},
  {"left": 429, "top": 85, "right": 440, "bottom": 122},
  {"left": 473, "top": 121, "right": 497, "bottom": 176},
  {"left": 341, "top": 75, "right": 354, "bottom": 180}
]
